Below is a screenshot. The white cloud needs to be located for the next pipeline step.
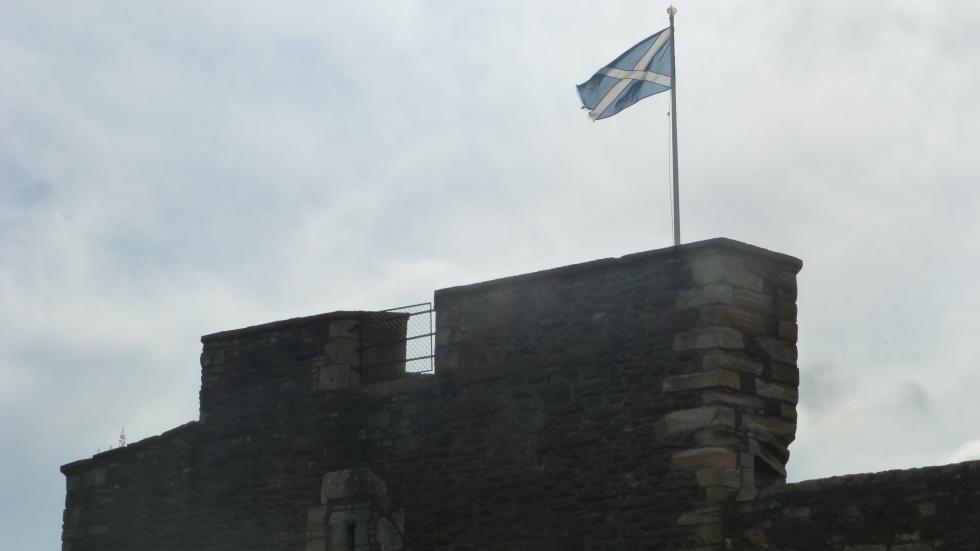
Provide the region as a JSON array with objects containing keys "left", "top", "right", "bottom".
[
  {"left": 4, "top": 1, "right": 980, "bottom": 549},
  {"left": 947, "top": 440, "right": 980, "bottom": 464}
]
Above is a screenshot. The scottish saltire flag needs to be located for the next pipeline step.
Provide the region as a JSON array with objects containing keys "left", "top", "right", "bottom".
[{"left": 577, "top": 28, "right": 673, "bottom": 120}]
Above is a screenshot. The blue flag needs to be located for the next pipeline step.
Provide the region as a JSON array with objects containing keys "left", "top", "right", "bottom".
[{"left": 577, "top": 28, "right": 673, "bottom": 121}]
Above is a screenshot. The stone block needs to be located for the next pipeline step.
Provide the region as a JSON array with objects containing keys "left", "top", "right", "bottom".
[
  {"left": 694, "top": 429, "right": 740, "bottom": 447},
  {"left": 305, "top": 538, "right": 327, "bottom": 551},
  {"left": 663, "top": 370, "right": 741, "bottom": 393},
  {"left": 691, "top": 255, "right": 764, "bottom": 291},
  {"left": 698, "top": 305, "right": 768, "bottom": 335},
  {"left": 755, "top": 336, "right": 797, "bottom": 364},
  {"left": 324, "top": 337, "right": 359, "bottom": 366},
  {"left": 671, "top": 448, "right": 738, "bottom": 470},
  {"left": 775, "top": 270, "right": 798, "bottom": 292},
  {"left": 695, "top": 521, "right": 724, "bottom": 543},
  {"left": 366, "top": 376, "right": 438, "bottom": 400},
  {"left": 701, "top": 390, "right": 765, "bottom": 409},
  {"left": 393, "top": 508, "right": 405, "bottom": 532},
  {"left": 200, "top": 347, "right": 225, "bottom": 368},
  {"left": 782, "top": 507, "right": 810, "bottom": 519},
  {"left": 775, "top": 300, "right": 797, "bottom": 321},
  {"left": 677, "top": 508, "right": 723, "bottom": 526},
  {"left": 700, "top": 351, "right": 764, "bottom": 375},
  {"left": 743, "top": 414, "right": 796, "bottom": 444},
  {"left": 769, "top": 362, "right": 800, "bottom": 384},
  {"left": 328, "top": 319, "right": 358, "bottom": 338},
  {"left": 744, "top": 527, "right": 769, "bottom": 547},
  {"left": 674, "top": 327, "right": 743, "bottom": 352},
  {"left": 66, "top": 475, "right": 82, "bottom": 492},
  {"left": 737, "top": 457, "right": 758, "bottom": 502},
  {"left": 437, "top": 349, "right": 459, "bottom": 371},
  {"left": 696, "top": 468, "right": 741, "bottom": 489},
  {"left": 677, "top": 284, "right": 734, "bottom": 310},
  {"left": 705, "top": 486, "right": 735, "bottom": 505},
  {"left": 63, "top": 507, "right": 80, "bottom": 527},
  {"left": 780, "top": 403, "right": 797, "bottom": 421},
  {"left": 734, "top": 287, "right": 773, "bottom": 313},
  {"left": 306, "top": 506, "right": 328, "bottom": 539},
  {"left": 778, "top": 320, "right": 798, "bottom": 342},
  {"left": 755, "top": 379, "right": 799, "bottom": 404},
  {"left": 377, "top": 517, "right": 404, "bottom": 551},
  {"left": 659, "top": 406, "right": 736, "bottom": 436},
  {"left": 321, "top": 468, "right": 387, "bottom": 504},
  {"left": 83, "top": 466, "right": 106, "bottom": 487},
  {"left": 318, "top": 365, "right": 353, "bottom": 391},
  {"left": 748, "top": 439, "right": 788, "bottom": 478}
]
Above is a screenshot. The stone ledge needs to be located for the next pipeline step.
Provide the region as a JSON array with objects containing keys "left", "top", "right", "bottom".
[
  {"left": 671, "top": 448, "right": 739, "bottom": 470},
  {"left": 60, "top": 421, "right": 200, "bottom": 475},
  {"left": 664, "top": 370, "right": 741, "bottom": 393},
  {"left": 701, "top": 351, "right": 764, "bottom": 375},
  {"left": 435, "top": 238, "right": 802, "bottom": 300},
  {"left": 659, "top": 406, "right": 736, "bottom": 436},
  {"left": 201, "top": 311, "right": 369, "bottom": 343}
]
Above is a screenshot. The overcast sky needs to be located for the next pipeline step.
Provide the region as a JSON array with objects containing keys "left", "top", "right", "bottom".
[{"left": 3, "top": 1, "right": 980, "bottom": 549}]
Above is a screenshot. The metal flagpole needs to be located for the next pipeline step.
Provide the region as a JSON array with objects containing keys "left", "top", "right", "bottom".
[{"left": 668, "top": 5, "right": 681, "bottom": 247}]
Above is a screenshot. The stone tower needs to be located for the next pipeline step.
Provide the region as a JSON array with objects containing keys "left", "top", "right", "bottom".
[{"left": 62, "top": 238, "right": 980, "bottom": 551}]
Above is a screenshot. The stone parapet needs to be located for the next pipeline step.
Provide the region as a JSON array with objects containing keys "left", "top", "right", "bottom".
[
  {"left": 431, "top": 238, "right": 801, "bottom": 550},
  {"left": 198, "top": 310, "right": 409, "bottom": 428},
  {"left": 727, "top": 461, "right": 980, "bottom": 550},
  {"left": 60, "top": 238, "right": 814, "bottom": 551}
]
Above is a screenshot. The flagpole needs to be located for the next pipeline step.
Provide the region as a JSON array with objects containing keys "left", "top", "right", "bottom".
[{"left": 668, "top": 5, "right": 681, "bottom": 247}]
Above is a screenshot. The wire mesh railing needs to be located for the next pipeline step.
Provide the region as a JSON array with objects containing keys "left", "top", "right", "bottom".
[{"left": 358, "top": 302, "right": 434, "bottom": 377}]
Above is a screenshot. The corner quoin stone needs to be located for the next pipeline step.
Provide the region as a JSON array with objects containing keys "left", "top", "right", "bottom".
[
  {"left": 677, "top": 284, "right": 735, "bottom": 310},
  {"left": 700, "top": 350, "right": 763, "bottom": 375},
  {"left": 663, "top": 370, "right": 741, "bottom": 393},
  {"left": 659, "top": 406, "right": 736, "bottom": 437},
  {"left": 690, "top": 255, "right": 764, "bottom": 292},
  {"left": 671, "top": 448, "right": 739, "bottom": 470},
  {"left": 674, "top": 327, "right": 744, "bottom": 351}
]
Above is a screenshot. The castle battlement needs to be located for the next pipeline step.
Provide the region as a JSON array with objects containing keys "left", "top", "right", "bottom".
[{"left": 60, "top": 239, "right": 980, "bottom": 551}]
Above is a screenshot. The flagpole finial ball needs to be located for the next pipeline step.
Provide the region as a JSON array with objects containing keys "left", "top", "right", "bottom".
[{"left": 667, "top": 5, "right": 677, "bottom": 17}]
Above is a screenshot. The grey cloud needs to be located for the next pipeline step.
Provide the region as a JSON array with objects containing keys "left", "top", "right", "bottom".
[{"left": 5, "top": 1, "right": 980, "bottom": 549}]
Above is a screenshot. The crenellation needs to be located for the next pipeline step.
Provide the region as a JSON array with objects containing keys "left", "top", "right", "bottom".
[{"left": 57, "top": 238, "right": 980, "bottom": 550}]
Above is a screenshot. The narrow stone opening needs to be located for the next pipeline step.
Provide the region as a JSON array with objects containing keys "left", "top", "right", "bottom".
[
  {"left": 345, "top": 522, "right": 356, "bottom": 547},
  {"left": 330, "top": 520, "right": 357, "bottom": 551}
]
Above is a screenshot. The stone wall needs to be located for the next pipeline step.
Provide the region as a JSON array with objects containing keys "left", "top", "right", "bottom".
[
  {"left": 62, "top": 311, "right": 395, "bottom": 551},
  {"left": 727, "top": 461, "right": 980, "bottom": 550},
  {"left": 60, "top": 422, "right": 199, "bottom": 549},
  {"left": 70, "top": 237, "right": 980, "bottom": 551},
  {"left": 420, "top": 239, "right": 803, "bottom": 549}
]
